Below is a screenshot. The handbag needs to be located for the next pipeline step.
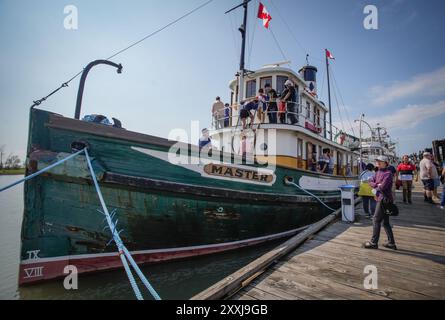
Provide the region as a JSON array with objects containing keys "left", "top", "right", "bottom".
[{"left": 382, "top": 197, "right": 399, "bottom": 216}]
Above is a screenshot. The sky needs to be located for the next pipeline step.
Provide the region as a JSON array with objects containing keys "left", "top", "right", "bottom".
[{"left": 1, "top": 0, "right": 445, "bottom": 161}]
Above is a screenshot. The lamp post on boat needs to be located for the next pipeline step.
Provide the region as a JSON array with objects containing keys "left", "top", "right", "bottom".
[
  {"left": 225, "top": 0, "right": 252, "bottom": 104},
  {"left": 355, "top": 115, "right": 373, "bottom": 173},
  {"left": 325, "top": 49, "right": 333, "bottom": 141},
  {"left": 74, "top": 60, "right": 123, "bottom": 120},
  {"left": 355, "top": 114, "right": 364, "bottom": 173}
]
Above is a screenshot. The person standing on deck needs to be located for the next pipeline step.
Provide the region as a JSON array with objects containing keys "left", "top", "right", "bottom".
[
  {"left": 265, "top": 84, "right": 278, "bottom": 124},
  {"left": 359, "top": 163, "right": 376, "bottom": 218},
  {"left": 419, "top": 152, "right": 435, "bottom": 204},
  {"left": 281, "top": 80, "right": 298, "bottom": 125},
  {"left": 396, "top": 155, "right": 417, "bottom": 204},
  {"left": 224, "top": 103, "right": 231, "bottom": 128},
  {"left": 327, "top": 149, "right": 335, "bottom": 175},
  {"left": 256, "top": 89, "right": 267, "bottom": 123},
  {"left": 363, "top": 155, "right": 397, "bottom": 250},
  {"left": 212, "top": 97, "right": 225, "bottom": 129},
  {"left": 319, "top": 148, "right": 330, "bottom": 174}
]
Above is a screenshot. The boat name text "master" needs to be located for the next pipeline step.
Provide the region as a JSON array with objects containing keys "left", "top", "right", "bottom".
[{"left": 204, "top": 164, "right": 274, "bottom": 183}]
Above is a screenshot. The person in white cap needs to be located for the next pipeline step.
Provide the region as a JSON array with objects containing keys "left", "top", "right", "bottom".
[
  {"left": 363, "top": 155, "right": 397, "bottom": 250},
  {"left": 280, "top": 80, "right": 298, "bottom": 125}
]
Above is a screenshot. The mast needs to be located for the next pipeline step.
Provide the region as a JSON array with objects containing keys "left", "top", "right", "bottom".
[
  {"left": 226, "top": 0, "right": 251, "bottom": 104},
  {"left": 376, "top": 124, "right": 382, "bottom": 144},
  {"left": 325, "top": 49, "right": 333, "bottom": 141}
]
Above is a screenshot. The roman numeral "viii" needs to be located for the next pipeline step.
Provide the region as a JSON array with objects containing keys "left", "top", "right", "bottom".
[{"left": 23, "top": 266, "right": 44, "bottom": 279}]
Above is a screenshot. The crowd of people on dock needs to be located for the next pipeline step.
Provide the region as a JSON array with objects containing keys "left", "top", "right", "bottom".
[
  {"left": 359, "top": 152, "right": 445, "bottom": 214},
  {"left": 360, "top": 151, "right": 444, "bottom": 250}
]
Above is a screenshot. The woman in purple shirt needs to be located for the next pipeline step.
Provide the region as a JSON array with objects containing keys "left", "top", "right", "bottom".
[{"left": 363, "top": 155, "right": 397, "bottom": 250}]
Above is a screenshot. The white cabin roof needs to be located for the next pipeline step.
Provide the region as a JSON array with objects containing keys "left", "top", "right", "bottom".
[{"left": 228, "top": 66, "right": 306, "bottom": 89}]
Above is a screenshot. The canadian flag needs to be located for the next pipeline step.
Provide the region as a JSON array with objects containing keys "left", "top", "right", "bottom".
[
  {"left": 257, "top": 2, "right": 272, "bottom": 29},
  {"left": 326, "top": 49, "right": 335, "bottom": 60}
]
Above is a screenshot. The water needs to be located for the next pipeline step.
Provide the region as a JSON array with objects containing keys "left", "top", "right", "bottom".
[{"left": 0, "top": 175, "right": 281, "bottom": 300}]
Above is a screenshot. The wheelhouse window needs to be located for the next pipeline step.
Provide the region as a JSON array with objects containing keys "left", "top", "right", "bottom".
[
  {"left": 246, "top": 80, "right": 256, "bottom": 98},
  {"left": 276, "top": 76, "right": 288, "bottom": 95},
  {"left": 260, "top": 77, "right": 272, "bottom": 89}
]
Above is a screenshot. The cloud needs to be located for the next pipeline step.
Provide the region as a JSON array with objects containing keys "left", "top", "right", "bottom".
[
  {"left": 364, "top": 100, "right": 445, "bottom": 130},
  {"left": 335, "top": 100, "right": 445, "bottom": 136},
  {"left": 370, "top": 66, "right": 445, "bottom": 106}
]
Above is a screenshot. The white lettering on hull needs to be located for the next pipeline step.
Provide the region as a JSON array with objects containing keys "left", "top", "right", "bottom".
[{"left": 24, "top": 266, "right": 44, "bottom": 279}]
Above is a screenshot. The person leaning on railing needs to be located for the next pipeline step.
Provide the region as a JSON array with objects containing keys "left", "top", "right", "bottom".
[
  {"left": 239, "top": 98, "right": 257, "bottom": 130},
  {"left": 280, "top": 80, "right": 298, "bottom": 125}
]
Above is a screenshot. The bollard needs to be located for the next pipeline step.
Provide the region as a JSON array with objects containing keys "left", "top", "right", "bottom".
[{"left": 339, "top": 185, "right": 356, "bottom": 223}]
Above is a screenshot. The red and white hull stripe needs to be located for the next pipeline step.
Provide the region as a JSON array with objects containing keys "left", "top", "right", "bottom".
[{"left": 19, "top": 226, "right": 306, "bottom": 285}]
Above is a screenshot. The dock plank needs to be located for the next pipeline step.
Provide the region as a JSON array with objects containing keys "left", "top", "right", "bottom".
[{"left": 193, "top": 185, "right": 445, "bottom": 300}]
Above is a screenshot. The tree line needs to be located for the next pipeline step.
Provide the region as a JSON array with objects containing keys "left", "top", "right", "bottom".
[{"left": 0, "top": 145, "right": 24, "bottom": 170}]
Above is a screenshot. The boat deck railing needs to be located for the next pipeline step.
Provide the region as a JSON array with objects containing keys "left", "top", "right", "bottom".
[{"left": 212, "top": 102, "right": 358, "bottom": 149}]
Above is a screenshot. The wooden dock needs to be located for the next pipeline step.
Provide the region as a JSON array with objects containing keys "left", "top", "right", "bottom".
[{"left": 192, "top": 186, "right": 445, "bottom": 300}]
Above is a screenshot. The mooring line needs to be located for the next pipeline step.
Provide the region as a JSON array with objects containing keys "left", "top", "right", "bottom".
[
  {"left": 0, "top": 148, "right": 85, "bottom": 193},
  {"left": 0, "top": 148, "right": 161, "bottom": 300},
  {"left": 84, "top": 149, "right": 161, "bottom": 300}
]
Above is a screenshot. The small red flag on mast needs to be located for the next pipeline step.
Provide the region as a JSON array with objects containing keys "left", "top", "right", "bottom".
[
  {"left": 326, "top": 49, "right": 335, "bottom": 60},
  {"left": 257, "top": 2, "right": 272, "bottom": 29}
]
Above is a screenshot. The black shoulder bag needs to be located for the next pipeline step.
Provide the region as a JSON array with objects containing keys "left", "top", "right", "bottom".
[{"left": 382, "top": 196, "right": 399, "bottom": 216}]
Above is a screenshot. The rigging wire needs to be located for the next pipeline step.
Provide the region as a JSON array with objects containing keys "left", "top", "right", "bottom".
[
  {"left": 247, "top": 0, "right": 259, "bottom": 69},
  {"left": 106, "top": 0, "right": 216, "bottom": 61},
  {"left": 30, "top": 0, "right": 216, "bottom": 108},
  {"left": 228, "top": 10, "right": 241, "bottom": 63},
  {"left": 330, "top": 66, "right": 345, "bottom": 133},
  {"left": 269, "top": 27, "right": 289, "bottom": 64},
  {"left": 268, "top": 0, "right": 307, "bottom": 58},
  {"left": 330, "top": 67, "right": 356, "bottom": 136}
]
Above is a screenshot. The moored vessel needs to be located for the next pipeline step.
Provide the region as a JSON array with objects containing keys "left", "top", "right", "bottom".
[{"left": 19, "top": 0, "right": 360, "bottom": 285}]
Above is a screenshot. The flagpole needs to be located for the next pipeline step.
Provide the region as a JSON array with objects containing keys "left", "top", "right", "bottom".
[{"left": 325, "top": 49, "right": 333, "bottom": 141}]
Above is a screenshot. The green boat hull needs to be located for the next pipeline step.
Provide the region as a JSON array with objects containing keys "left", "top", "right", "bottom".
[{"left": 19, "top": 109, "right": 355, "bottom": 285}]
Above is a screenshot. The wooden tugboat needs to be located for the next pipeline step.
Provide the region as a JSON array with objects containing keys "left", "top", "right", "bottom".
[{"left": 19, "top": 1, "right": 360, "bottom": 285}]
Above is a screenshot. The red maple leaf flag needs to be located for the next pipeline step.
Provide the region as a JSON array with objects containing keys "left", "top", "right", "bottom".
[
  {"left": 326, "top": 49, "right": 335, "bottom": 60},
  {"left": 257, "top": 2, "right": 272, "bottom": 29}
]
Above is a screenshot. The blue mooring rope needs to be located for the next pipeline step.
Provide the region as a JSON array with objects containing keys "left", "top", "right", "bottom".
[
  {"left": 84, "top": 149, "right": 161, "bottom": 300},
  {"left": 0, "top": 148, "right": 85, "bottom": 193},
  {"left": 0, "top": 148, "right": 161, "bottom": 300}
]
